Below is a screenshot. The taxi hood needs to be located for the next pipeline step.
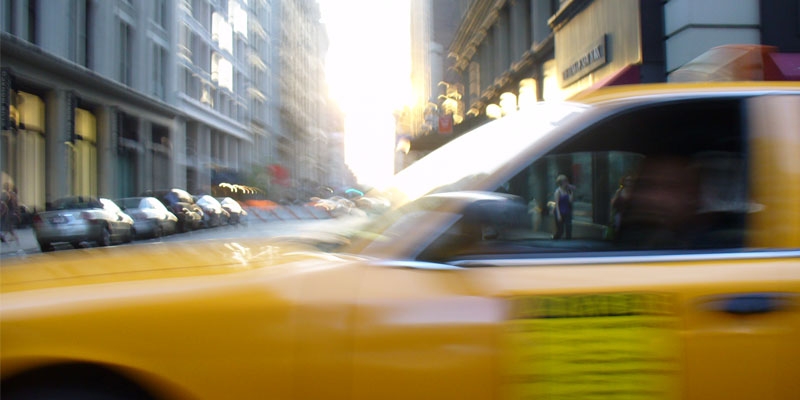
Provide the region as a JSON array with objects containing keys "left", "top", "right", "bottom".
[{"left": 0, "top": 237, "right": 358, "bottom": 293}]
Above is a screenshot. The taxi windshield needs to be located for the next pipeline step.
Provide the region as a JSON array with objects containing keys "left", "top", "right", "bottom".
[{"left": 368, "top": 102, "right": 588, "bottom": 209}]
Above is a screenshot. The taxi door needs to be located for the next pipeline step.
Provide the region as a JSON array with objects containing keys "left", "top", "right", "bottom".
[
  {"left": 353, "top": 91, "right": 800, "bottom": 400},
  {"left": 351, "top": 93, "right": 800, "bottom": 400},
  {"left": 459, "top": 93, "right": 800, "bottom": 400},
  {"left": 677, "top": 94, "right": 800, "bottom": 399}
]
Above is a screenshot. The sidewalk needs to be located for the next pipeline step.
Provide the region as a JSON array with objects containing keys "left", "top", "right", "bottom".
[
  {"left": 0, "top": 227, "right": 40, "bottom": 258},
  {"left": 245, "top": 205, "right": 333, "bottom": 223},
  {"left": 1, "top": 206, "right": 335, "bottom": 259}
]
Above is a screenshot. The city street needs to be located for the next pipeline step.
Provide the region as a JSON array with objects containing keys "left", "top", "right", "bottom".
[{"left": 0, "top": 209, "right": 349, "bottom": 261}]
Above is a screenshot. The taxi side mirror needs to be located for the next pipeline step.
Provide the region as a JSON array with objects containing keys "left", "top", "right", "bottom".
[{"left": 461, "top": 193, "right": 531, "bottom": 240}]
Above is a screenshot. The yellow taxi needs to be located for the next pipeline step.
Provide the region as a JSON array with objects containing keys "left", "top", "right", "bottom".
[{"left": 2, "top": 82, "right": 799, "bottom": 400}]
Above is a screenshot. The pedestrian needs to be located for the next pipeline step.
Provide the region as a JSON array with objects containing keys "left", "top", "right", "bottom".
[
  {"left": 553, "top": 174, "right": 574, "bottom": 239},
  {"left": 1, "top": 182, "right": 20, "bottom": 245}
]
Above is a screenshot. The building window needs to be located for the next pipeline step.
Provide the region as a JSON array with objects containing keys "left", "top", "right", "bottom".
[
  {"left": 26, "top": 0, "right": 38, "bottom": 43},
  {"left": 479, "top": 33, "right": 493, "bottom": 93},
  {"left": 179, "top": 24, "right": 192, "bottom": 61},
  {"left": 81, "top": 0, "right": 92, "bottom": 68},
  {"left": 192, "top": 0, "right": 210, "bottom": 30},
  {"left": 182, "top": 66, "right": 198, "bottom": 97},
  {"left": 468, "top": 62, "right": 480, "bottom": 104},
  {"left": 155, "top": 0, "right": 167, "bottom": 28},
  {"left": 212, "top": 52, "right": 233, "bottom": 91},
  {"left": 153, "top": 44, "right": 166, "bottom": 99},
  {"left": 69, "top": 0, "right": 78, "bottom": 61},
  {"left": 119, "top": 21, "right": 133, "bottom": 86},
  {"left": 3, "top": 0, "right": 11, "bottom": 33}
]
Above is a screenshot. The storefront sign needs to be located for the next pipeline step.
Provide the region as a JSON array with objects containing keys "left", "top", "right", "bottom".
[
  {"left": 438, "top": 114, "right": 453, "bottom": 135},
  {"left": 562, "top": 35, "right": 607, "bottom": 86}
]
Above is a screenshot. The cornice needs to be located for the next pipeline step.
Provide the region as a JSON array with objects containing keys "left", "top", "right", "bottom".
[
  {"left": 1, "top": 33, "right": 181, "bottom": 118},
  {"left": 449, "top": 0, "right": 507, "bottom": 71},
  {"left": 548, "top": 0, "right": 593, "bottom": 32}
]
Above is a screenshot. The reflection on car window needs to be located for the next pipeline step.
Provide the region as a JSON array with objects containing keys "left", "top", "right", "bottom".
[
  {"left": 374, "top": 102, "right": 588, "bottom": 207},
  {"left": 118, "top": 198, "right": 141, "bottom": 209},
  {"left": 418, "top": 98, "right": 752, "bottom": 261},
  {"left": 146, "top": 198, "right": 165, "bottom": 210},
  {"left": 101, "top": 199, "right": 122, "bottom": 213},
  {"left": 51, "top": 196, "right": 103, "bottom": 210}
]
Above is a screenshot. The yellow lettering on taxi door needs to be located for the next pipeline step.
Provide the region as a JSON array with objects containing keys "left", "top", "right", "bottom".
[{"left": 504, "top": 293, "right": 680, "bottom": 400}]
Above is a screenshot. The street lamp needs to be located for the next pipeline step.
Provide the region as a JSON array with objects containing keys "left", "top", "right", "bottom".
[
  {"left": 486, "top": 104, "right": 502, "bottom": 119},
  {"left": 500, "top": 92, "right": 517, "bottom": 116},
  {"left": 518, "top": 78, "right": 537, "bottom": 110}
]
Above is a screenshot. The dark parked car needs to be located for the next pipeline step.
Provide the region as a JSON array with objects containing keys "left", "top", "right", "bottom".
[
  {"left": 15, "top": 204, "right": 35, "bottom": 228},
  {"left": 32, "top": 197, "right": 134, "bottom": 251},
  {"left": 145, "top": 189, "right": 203, "bottom": 233}
]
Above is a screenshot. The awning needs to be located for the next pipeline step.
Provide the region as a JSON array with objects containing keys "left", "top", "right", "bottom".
[
  {"left": 765, "top": 53, "right": 800, "bottom": 81},
  {"left": 568, "top": 64, "right": 641, "bottom": 102},
  {"left": 669, "top": 44, "right": 800, "bottom": 82}
]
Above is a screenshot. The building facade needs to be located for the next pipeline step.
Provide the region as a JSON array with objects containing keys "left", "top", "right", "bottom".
[
  {"left": 413, "top": 0, "right": 798, "bottom": 153},
  {"left": 400, "top": 0, "right": 470, "bottom": 158},
  {"left": 399, "top": 0, "right": 798, "bottom": 232},
  {"left": 178, "top": 0, "right": 255, "bottom": 194},
  {"left": 408, "top": 0, "right": 561, "bottom": 153},
  {"left": 1, "top": 0, "right": 339, "bottom": 211},
  {"left": 2, "top": 0, "right": 183, "bottom": 212},
  {"left": 275, "top": 0, "right": 328, "bottom": 194}
]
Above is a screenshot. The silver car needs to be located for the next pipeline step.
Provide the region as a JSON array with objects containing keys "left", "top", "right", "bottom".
[
  {"left": 115, "top": 197, "right": 179, "bottom": 239},
  {"left": 193, "top": 195, "right": 225, "bottom": 227},
  {"left": 217, "top": 197, "right": 248, "bottom": 225},
  {"left": 33, "top": 197, "right": 135, "bottom": 252}
]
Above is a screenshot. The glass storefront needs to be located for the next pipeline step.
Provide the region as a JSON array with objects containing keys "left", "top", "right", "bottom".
[
  {"left": 71, "top": 108, "right": 98, "bottom": 196},
  {"left": 1, "top": 91, "right": 46, "bottom": 212},
  {"left": 508, "top": 151, "right": 644, "bottom": 239}
]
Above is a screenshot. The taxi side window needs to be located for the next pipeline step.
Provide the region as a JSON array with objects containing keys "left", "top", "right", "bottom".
[{"left": 427, "top": 98, "right": 751, "bottom": 260}]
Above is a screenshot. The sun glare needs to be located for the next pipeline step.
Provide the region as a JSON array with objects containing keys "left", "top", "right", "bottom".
[{"left": 318, "top": 0, "right": 411, "bottom": 188}]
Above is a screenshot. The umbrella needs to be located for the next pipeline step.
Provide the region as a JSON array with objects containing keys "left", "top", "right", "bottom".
[{"left": 345, "top": 188, "right": 364, "bottom": 197}]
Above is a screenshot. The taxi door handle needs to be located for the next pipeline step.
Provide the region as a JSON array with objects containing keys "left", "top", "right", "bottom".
[{"left": 700, "top": 293, "right": 795, "bottom": 315}]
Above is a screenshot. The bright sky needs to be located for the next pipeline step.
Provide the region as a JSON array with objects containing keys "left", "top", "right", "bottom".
[{"left": 318, "top": 0, "right": 412, "bottom": 188}]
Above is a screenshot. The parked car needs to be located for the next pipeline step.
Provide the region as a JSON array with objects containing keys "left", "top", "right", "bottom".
[
  {"left": 3, "top": 83, "right": 799, "bottom": 399},
  {"left": 31, "top": 196, "right": 134, "bottom": 251},
  {"left": 310, "top": 195, "right": 361, "bottom": 217},
  {"left": 216, "top": 197, "right": 248, "bottom": 225},
  {"left": 146, "top": 189, "right": 203, "bottom": 233},
  {"left": 193, "top": 195, "right": 226, "bottom": 227},
  {"left": 115, "top": 197, "right": 179, "bottom": 239}
]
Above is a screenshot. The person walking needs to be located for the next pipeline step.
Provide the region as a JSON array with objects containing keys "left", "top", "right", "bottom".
[
  {"left": 553, "top": 174, "right": 574, "bottom": 239},
  {"left": 1, "top": 183, "right": 20, "bottom": 246}
]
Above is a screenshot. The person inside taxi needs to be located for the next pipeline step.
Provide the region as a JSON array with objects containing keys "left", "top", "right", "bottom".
[
  {"left": 615, "top": 157, "right": 700, "bottom": 249},
  {"left": 611, "top": 175, "right": 635, "bottom": 237}
]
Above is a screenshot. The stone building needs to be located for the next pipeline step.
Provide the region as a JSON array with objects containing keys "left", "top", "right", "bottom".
[
  {"left": 1, "top": 0, "right": 338, "bottom": 211},
  {"left": 410, "top": 0, "right": 799, "bottom": 152}
]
